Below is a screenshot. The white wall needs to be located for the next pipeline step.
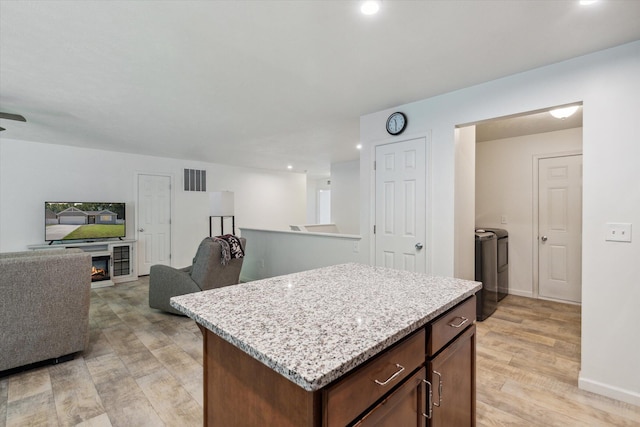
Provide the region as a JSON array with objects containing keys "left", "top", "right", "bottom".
[
  {"left": 454, "top": 126, "right": 476, "bottom": 280},
  {"left": 330, "top": 160, "right": 360, "bottom": 235},
  {"left": 360, "top": 41, "right": 640, "bottom": 405},
  {"left": 239, "top": 227, "right": 364, "bottom": 281},
  {"left": 476, "top": 127, "right": 583, "bottom": 297},
  {"left": 0, "top": 138, "right": 307, "bottom": 267}
]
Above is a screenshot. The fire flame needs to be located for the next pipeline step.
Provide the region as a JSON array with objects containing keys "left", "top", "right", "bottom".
[{"left": 91, "top": 266, "right": 106, "bottom": 279}]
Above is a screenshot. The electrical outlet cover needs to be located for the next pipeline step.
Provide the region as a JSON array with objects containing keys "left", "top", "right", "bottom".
[{"left": 605, "top": 223, "right": 632, "bottom": 242}]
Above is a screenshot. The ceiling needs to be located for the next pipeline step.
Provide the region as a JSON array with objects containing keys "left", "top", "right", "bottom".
[
  {"left": 475, "top": 106, "right": 583, "bottom": 143},
  {"left": 1, "top": 1, "right": 639, "bottom": 176}
]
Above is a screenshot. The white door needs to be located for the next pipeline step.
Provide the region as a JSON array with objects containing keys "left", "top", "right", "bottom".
[
  {"left": 538, "top": 155, "right": 582, "bottom": 302},
  {"left": 375, "top": 138, "right": 427, "bottom": 273},
  {"left": 137, "top": 174, "right": 172, "bottom": 275}
]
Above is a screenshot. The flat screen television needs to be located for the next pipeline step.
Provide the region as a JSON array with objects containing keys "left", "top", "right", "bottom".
[{"left": 45, "top": 202, "right": 126, "bottom": 242}]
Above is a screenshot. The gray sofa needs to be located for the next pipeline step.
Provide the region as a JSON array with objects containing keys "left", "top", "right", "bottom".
[
  {"left": 0, "top": 249, "right": 92, "bottom": 372},
  {"left": 149, "top": 237, "right": 246, "bottom": 315}
]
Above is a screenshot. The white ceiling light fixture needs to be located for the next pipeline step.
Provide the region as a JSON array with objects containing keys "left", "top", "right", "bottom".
[
  {"left": 360, "top": 0, "right": 381, "bottom": 15},
  {"left": 356, "top": 144, "right": 362, "bottom": 150},
  {"left": 549, "top": 105, "right": 580, "bottom": 119},
  {"left": 579, "top": 0, "right": 598, "bottom": 5}
]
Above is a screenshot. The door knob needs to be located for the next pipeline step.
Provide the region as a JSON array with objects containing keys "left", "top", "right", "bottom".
[
  {"left": 415, "top": 243, "right": 424, "bottom": 250},
  {"left": 541, "top": 236, "right": 548, "bottom": 242},
  {"left": 138, "top": 228, "right": 145, "bottom": 232}
]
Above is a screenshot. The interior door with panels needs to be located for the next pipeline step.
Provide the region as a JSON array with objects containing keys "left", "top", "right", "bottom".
[
  {"left": 375, "top": 138, "right": 427, "bottom": 273},
  {"left": 538, "top": 154, "right": 582, "bottom": 303},
  {"left": 137, "top": 173, "right": 172, "bottom": 275}
]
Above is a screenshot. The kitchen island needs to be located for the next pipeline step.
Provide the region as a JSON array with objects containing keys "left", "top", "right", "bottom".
[{"left": 171, "top": 263, "right": 481, "bottom": 426}]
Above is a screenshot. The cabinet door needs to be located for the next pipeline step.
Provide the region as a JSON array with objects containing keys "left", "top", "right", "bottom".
[
  {"left": 426, "top": 325, "right": 476, "bottom": 427},
  {"left": 110, "top": 243, "right": 135, "bottom": 282},
  {"left": 354, "top": 367, "right": 427, "bottom": 427}
]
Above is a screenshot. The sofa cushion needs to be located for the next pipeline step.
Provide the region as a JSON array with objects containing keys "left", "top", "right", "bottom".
[{"left": 0, "top": 249, "right": 91, "bottom": 371}]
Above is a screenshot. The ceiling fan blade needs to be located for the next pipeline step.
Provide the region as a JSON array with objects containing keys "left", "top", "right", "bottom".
[{"left": 0, "top": 112, "right": 27, "bottom": 122}]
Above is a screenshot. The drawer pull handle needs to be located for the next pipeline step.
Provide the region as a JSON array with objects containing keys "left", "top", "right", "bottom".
[
  {"left": 422, "top": 379, "right": 433, "bottom": 419},
  {"left": 374, "top": 363, "right": 405, "bottom": 386},
  {"left": 433, "top": 370, "right": 443, "bottom": 407},
  {"left": 449, "top": 316, "right": 468, "bottom": 328}
]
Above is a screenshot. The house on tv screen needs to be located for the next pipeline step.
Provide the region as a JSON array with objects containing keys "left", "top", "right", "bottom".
[{"left": 53, "top": 207, "right": 119, "bottom": 225}]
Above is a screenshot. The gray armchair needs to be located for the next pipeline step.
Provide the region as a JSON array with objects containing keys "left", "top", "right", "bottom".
[{"left": 148, "top": 237, "right": 246, "bottom": 315}]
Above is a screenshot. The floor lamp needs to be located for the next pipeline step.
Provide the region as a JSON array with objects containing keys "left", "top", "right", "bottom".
[{"left": 209, "top": 191, "right": 235, "bottom": 237}]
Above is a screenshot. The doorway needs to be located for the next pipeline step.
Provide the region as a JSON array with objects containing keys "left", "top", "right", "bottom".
[
  {"left": 317, "top": 189, "right": 331, "bottom": 224},
  {"left": 472, "top": 105, "right": 583, "bottom": 302}
]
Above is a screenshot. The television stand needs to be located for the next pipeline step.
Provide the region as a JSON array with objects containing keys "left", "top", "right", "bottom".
[{"left": 28, "top": 239, "right": 137, "bottom": 288}]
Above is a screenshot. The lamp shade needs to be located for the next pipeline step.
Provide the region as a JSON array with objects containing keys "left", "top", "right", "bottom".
[{"left": 209, "top": 191, "right": 234, "bottom": 216}]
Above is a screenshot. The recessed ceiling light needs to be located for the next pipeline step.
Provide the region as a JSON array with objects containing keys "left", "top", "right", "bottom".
[
  {"left": 287, "top": 165, "right": 293, "bottom": 170},
  {"left": 356, "top": 144, "right": 362, "bottom": 150},
  {"left": 361, "top": 1, "right": 381, "bottom": 15},
  {"left": 549, "top": 105, "right": 580, "bottom": 119},
  {"left": 579, "top": 0, "right": 597, "bottom": 5}
]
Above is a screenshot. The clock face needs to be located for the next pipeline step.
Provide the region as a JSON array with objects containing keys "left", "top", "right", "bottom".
[{"left": 386, "top": 112, "right": 407, "bottom": 135}]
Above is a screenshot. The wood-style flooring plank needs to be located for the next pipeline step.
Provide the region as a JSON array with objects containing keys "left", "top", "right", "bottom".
[
  {"left": 475, "top": 400, "right": 529, "bottom": 426},
  {"left": 48, "top": 359, "right": 105, "bottom": 427},
  {"left": 6, "top": 367, "right": 51, "bottom": 403},
  {"left": 5, "top": 390, "right": 58, "bottom": 427},
  {"left": 136, "top": 368, "right": 203, "bottom": 426},
  {"left": 93, "top": 376, "right": 163, "bottom": 427},
  {"left": 0, "top": 377, "right": 8, "bottom": 426},
  {"left": 74, "top": 413, "right": 113, "bottom": 427},
  {"left": 501, "top": 379, "right": 640, "bottom": 426},
  {"left": 476, "top": 295, "right": 640, "bottom": 427},
  {"left": 84, "top": 354, "right": 129, "bottom": 386}
]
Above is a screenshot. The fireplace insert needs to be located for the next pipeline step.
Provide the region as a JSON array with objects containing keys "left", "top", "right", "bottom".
[{"left": 91, "top": 255, "right": 110, "bottom": 282}]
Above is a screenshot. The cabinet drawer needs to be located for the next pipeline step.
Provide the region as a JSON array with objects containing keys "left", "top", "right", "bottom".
[
  {"left": 324, "top": 329, "right": 426, "bottom": 427},
  {"left": 427, "top": 296, "right": 475, "bottom": 356},
  {"left": 354, "top": 367, "right": 427, "bottom": 427}
]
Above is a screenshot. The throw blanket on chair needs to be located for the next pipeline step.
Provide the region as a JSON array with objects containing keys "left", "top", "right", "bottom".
[{"left": 211, "top": 234, "right": 245, "bottom": 265}]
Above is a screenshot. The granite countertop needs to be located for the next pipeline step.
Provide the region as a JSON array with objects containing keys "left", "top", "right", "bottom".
[{"left": 171, "top": 262, "right": 481, "bottom": 391}]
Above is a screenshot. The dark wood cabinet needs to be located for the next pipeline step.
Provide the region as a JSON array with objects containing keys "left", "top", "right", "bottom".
[
  {"left": 323, "top": 329, "right": 425, "bottom": 426},
  {"left": 355, "top": 367, "right": 427, "bottom": 427},
  {"left": 353, "top": 296, "right": 476, "bottom": 427},
  {"left": 200, "top": 296, "right": 476, "bottom": 426},
  {"left": 426, "top": 325, "right": 476, "bottom": 427}
]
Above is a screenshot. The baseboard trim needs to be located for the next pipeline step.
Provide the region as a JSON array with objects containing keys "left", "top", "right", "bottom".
[
  {"left": 505, "top": 289, "right": 533, "bottom": 298},
  {"left": 579, "top": 372, "right": 640, "bottom": 406}
]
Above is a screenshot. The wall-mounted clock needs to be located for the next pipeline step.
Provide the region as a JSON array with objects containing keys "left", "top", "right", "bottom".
[{"left": 386, "top": 112, "right": 407, "bottom": 135}]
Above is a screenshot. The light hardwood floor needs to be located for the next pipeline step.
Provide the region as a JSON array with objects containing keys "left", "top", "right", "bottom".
[{"left": 1, "top": 277, "right": 639, "bottom": 426}]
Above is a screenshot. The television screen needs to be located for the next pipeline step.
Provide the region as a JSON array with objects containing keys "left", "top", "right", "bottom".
[{"left": 45, "top": 202, "right": 126, "bottom": 242}]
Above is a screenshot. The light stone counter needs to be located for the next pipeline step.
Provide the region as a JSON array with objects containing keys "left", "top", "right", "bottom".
[{"left": 171, "top": 262, "right": 481, "bottom": 391}]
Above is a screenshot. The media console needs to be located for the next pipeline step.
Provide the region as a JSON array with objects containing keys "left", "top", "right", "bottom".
[{"left": 28, "top": 239, "right": 137, "bottom": 288}]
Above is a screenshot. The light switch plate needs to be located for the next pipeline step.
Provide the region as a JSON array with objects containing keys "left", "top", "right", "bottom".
[{"left": 605, "top": 223, "right": 632, "bottom": 242}]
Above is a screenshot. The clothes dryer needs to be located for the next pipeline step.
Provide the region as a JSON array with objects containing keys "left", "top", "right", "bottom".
[{"left": 475, "top": 231, "right": 498, "bottom": 321}]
